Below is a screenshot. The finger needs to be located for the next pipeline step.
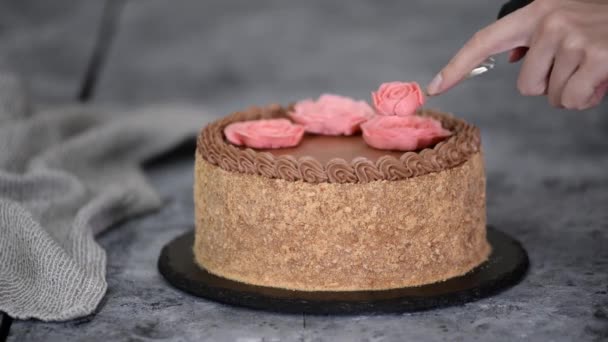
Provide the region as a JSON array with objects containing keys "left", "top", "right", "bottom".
[
  {"left": 561, "top": 60, "right": 608, "bottom": 110},
  {"left": 509, "top": 47, "right": 529, "bottom": 63},
  {"left": 517, "top": 26, "right": 562, "bottom": 97},
  {"left": 543, "top": 68, "right": 551, "bottom": 96},
  {"left": 427, "top": 8, "right": 535, "bottom": 95},
  {"left": 547, "top": 43, "right": 583, "bottom": 107},
  {"left": 586, "top": 81, "right": 608, "bottom": 109}
]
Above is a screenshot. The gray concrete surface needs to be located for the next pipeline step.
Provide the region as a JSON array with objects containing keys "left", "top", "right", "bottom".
[{"left": 6, "top": 0, "right": 608, "bottom": 341}]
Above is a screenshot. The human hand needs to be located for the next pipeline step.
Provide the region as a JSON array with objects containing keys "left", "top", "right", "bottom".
[{"left": 426, "top": 0, "right": 608, "bottom": 110}]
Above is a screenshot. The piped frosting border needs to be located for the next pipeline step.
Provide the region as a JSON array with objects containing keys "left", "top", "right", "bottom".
[{"left": 196, "top": 104, "right": 481, "bottom": 184}]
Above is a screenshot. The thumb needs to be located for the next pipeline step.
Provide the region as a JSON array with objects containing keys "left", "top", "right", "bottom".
[{"left": 427, "top": 6, "right": 536, "bottom": 95}]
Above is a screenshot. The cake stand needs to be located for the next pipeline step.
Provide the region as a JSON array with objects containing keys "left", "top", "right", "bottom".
[{"left": 158, "top": 226, "right": 528, "bottom": 315}]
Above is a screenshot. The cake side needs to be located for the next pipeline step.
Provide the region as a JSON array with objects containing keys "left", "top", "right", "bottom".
[{"left": 193, "top": 151, "right": 490, "bottom": 291}]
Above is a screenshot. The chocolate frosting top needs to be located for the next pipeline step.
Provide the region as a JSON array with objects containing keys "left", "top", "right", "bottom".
[
  {"left": 197, "top": 104, "right": 481, "bottom": 183},
  {"left": 261, "top": 134, "right": 404, "bottom": 164}
]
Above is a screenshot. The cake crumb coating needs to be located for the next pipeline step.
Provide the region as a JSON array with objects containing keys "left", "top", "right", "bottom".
[{"left": 193, "top": 152, "right": 490, "bottom": 291}]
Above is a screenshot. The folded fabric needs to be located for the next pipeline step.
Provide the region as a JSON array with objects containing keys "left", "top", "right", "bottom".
[{"left": 0, "top": 71, "right": 207, "bottom": 321}]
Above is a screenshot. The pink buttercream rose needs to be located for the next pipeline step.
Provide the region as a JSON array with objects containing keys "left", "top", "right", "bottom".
[
  {"left": 224, "top": 118, "right": 305, "bottom": 149},
  {"left": 289, "top": 94, "right": 375, "bottom": 135},
  {"left": 372, "top": 82, "right": 425, "bottom": 116},
  {"left": 361, "top": 115, "right": 451, "bottom": 151}
]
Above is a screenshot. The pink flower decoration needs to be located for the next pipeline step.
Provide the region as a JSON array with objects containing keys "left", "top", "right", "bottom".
[
  {"left": 289, "top": 94, "right": 375, "bottom": 135},
  {"left": 361, "top": 115, "right": 451, "bottom": 151},
  {"left": 372, "top": 82, "right": 425, "bottom": 116},
  {"left": 224, "top": 118, "right": 305, "bottom": 149}
]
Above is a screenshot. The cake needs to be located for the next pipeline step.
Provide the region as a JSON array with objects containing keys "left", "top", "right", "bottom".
[{"left": 193, "top": 83, "right": 491, "bottom": 291}]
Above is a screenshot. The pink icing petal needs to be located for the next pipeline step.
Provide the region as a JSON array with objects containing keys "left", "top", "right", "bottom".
[
  {"left": 361, "top": 115, "right": 451, "bottom": 151},
  {"left": 363, "top": 129, "right": 418, "bottom": 151},
  {"left": 371, "top": 91, "right": 381, "bottom": 112},
  {"left": 224, "top": 123, "right": 244, "bottom": 145},
  {"left": 371, "top": 81, "right": 425, "bottom": 116},
  {"left": 374, "top": 98, "right": 394, "bottom": 116},
  {"left": 388, "top": 86, "right": 408, "bottom": 99},
  {"left": 290, "top": 93, "right": 375, "bottom": 136},
  {"left": 415, "top": 85, "right": 426, "bottom": 107},
  {"left": 413, "top": 127, "right": 451, "bottom": 147},
  {"left": 224, "top": 118, "right": 305, "bottom": 149}
]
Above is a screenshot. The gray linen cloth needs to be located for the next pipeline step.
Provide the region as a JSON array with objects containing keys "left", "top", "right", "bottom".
[{"left": 0, "top": 72, "right": 206, "bottom": 321}]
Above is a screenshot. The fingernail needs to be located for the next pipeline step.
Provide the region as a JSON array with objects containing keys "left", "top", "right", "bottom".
[{"left": 426, "top": 73, "right": 443, "bottom": 96}]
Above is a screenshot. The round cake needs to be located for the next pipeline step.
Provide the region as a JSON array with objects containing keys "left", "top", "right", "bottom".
[{"left": 193, "top": 103, "right": 491, "bottom": 291}]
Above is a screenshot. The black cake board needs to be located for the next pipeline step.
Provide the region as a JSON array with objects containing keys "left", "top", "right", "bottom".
[{"left": 158, "top": 226, "right": 528, "bottom": 315}]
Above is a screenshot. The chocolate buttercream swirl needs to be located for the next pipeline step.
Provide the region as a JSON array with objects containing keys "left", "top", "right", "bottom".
[
  {"left": 219, "top": 145, "right": 240, "bottom": 171},
  {"left": 423, "top": 143, "right": 450, "bottom": 170},
  {"left": 401, "top": 152, "right": 431, "bottom": 177},
  {"left": 197, "top": 106, "right": 482, "bottom": 183},
  {"left": 352, "top": 157, "right": 384, "bottom": 183},
  {"left": 452, "top": 120, "right": 467, "bottom": 132},
  {"left": 299, "top": 157, "right": 328, "bottom": 183},
  {"left": 254, "top": 152, "right": 276, "bottom": 178},
  {"left": 264, "top": 103, "right": 284, "bottom": 118},
  {"left": 437, "top": 138, "right": 464, "bottom": 167},
  {"left": 207, "top": 148, "right": 221, "bottom": 165},
  {"left": 196, "top": 133, "right": 209, "bottom": 160},
  {"left": 468, "top": 126, "right": 482, "bottom": 153},
  {"left": 326, "top": 159, "right": 358, "bottom": 184},
  {"left": 275, "top": 155, "right": 302, "bottom": 181},
  {"left": 203, "top": 129, "right": 221, "bottom": 165},
  {"left": 237, "top": 148, "right": 257, "bottom": 174},
  {"left": 455, "top": 132, "right": 474, "bottom": 155},
  {"left": 376, "top": 156, "right": 412, "bottom": 180},
  {"left": 227, "top": 111, "right": 242, "bottom": 123}
]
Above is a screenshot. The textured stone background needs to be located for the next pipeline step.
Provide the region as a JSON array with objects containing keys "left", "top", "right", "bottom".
[{"left": 4, "top": 0, "right": 608, "bottom": 341}]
